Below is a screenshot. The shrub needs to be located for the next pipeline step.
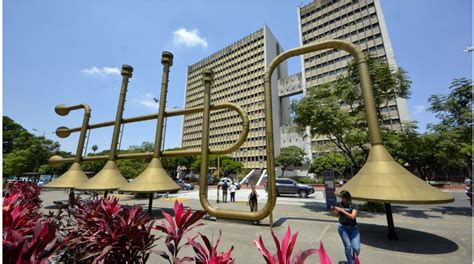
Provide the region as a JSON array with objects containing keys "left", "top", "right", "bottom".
[
  {"left": 188, "top": 231, "right": 235, "bottom": 264},
  {"left": 56, "top": 196, "right": 156, "bottom": 263},
  {"left": 3, "top": 181, "right": 61, "bottom": 263},
  {"left": 153, "top": 200, "right": 207, "bottom": 263},
  {"left": 360, "top": 201, "right": 385, "bottom": 213},
  {"left": 287, "top": 176, "right": 324, "bottom": 185},
  {"left": 3, "top": 181, "right": 42, "bottom": 210},
  {"left": 254, "top": 226, "right": 332, "bottom": 264}
]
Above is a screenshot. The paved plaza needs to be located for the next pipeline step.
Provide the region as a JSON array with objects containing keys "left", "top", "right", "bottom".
[{"left": 40, "top": 189, "right": 473, "bottom": 263}]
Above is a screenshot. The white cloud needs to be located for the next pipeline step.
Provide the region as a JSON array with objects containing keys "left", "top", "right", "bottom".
[
  {"left": 173, "top": 28, "right": 208, "bottom": 48},
  {"left": 414, "top": 105, "right": 425, "bottom": 114},
  {"left": 81, "top": 66, "right": 121, "bottom": 76},
  {"left": 133, "top": 93, "right": 159, "bottom": 109}
]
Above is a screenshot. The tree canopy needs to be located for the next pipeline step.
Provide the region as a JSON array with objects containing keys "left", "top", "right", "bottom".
[
  {"left": 309, "top": 152, "right": 349, "bottom": 177},
  {"left": 292, "top": 56, "right": 411, "bottom": 171},
  {"left": 3, "top": 116, "right": 63, "bottom": 176},
  {"left": 275, "top": 146, "right": 306, "bottom": 177}
]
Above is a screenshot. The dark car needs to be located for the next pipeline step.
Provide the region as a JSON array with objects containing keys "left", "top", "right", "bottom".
[
  {"left": 274, "top": 178, "right": 315, "bottom": 198},
  {"left": 175, "top": 179, "right": 194, "bottom": 190}
]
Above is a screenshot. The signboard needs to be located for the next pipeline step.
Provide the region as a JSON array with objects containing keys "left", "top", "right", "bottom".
[{"left": 323, "top": 170, "right": 337, "bottom": 210}]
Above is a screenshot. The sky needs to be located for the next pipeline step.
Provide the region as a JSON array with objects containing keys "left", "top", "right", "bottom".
[{"left": 3, "top": 0, "right": 473, "bottom": 154}]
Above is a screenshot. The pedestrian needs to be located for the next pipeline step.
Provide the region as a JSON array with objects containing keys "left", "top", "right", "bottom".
[
  {"left": 245, "top": 178, "right": 249, "bottom": 187},
  {"left": 331, "top": 190, "right": 360, "bottom": 264},
  {"left": 464, "top": 177, "right": 472, "bottom": 190},
  {"left": 229, "top": 181, "right": 237, "bottom": 202},
  {"left": 247, "top": 185, "right": 259, "bottom": 224},
  {"left": 222, "top": 181, "right": 228, "bottom": 203}
]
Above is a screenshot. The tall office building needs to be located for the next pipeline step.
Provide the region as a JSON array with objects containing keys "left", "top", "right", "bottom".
[
  {"left": 181, "top": 26, "right": 289, "bottom": 169},
  {"left": 297, "top": 0, "right": 410, "bottom": 155}
]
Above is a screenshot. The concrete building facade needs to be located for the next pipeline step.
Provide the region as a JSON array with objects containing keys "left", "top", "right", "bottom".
[
  {"left": 295, "top": 0, "right": 410, "bottom": 157},
  {"left": 181, "top": 26, "right": 288, "bottom": 169}
]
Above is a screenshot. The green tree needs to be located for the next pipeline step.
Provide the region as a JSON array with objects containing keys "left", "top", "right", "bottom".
[
  {"left": 292, "top": 81, "right": 368, "bottom": 168},
  {"left": 191, "top": 155, "right": 218, "bottom": 171},
  {"left": 427, "top": 78, "right": 473, "bottom": 178},
  {"left": 116, "top": 159, "right": 148, "bottom": 179},
  {"left": 292, "top": 57, "right": 412, "bottom": 171},
  {"left": 220, "top": 158, "right": 243, "bottom": 177},
  {"left": 161, "top": 148, "right": 197, "bottom": 179},
  {"left": 91, "top": 145, "right": 98, "bottom": 153},
  {"left": 3, "top": 116, "right": 26, "bottom": 154},
  {"left": 275, "top": 146, "right": 306, "bottom": 177},
  {"left": 3, "top": 117, "right": 61, "bottom": 176},
  {"left": 347, "top": 56, "right": 411, "bottom": 129},
  {"left": 309, "top": 152, "right": 349, "bottom": 177}
]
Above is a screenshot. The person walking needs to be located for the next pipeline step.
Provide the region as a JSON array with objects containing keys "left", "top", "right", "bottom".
[
  {"left": 221, "top": 181, "right": 228, "bottom": 203},
  {"left": 247, "top": 185, "right": 259, "bottom": 224},
  {"left": 229, "top": 181, "right": 237, "bottom": 202},
  {"left": 331, "top": 190, "right": 360, "bottom": 264}
]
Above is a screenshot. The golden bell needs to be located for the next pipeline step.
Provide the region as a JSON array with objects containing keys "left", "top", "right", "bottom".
[
  {"left": 120, "top": 158, "right": 180, "bottom": 193},
  {"left": 76, "top": 160, "right": 128, "bottom": 191},
  {"left": 43, "top": 162, "right": 89, "bottom": 189},
  {"left": 336, "top": 144, "right": 454, "bottom": 204}
]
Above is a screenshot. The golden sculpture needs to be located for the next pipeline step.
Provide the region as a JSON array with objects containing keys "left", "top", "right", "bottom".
[{"left": 49, "top": 40, "right": 453, "bottom": 232}]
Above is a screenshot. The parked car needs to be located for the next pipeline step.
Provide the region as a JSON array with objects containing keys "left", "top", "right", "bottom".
[
  {"left": 217, "top": 178, "right": 241, "bottom": 190},
  {"left": 176, "top": 179, "right": 194, "bottom": 190},
  {"left": 37, "top": 180, "right": 45, "bottom": 187},
  {"left": 273, "top": 178, "right": 315, "bottom": 198},
  {"left": 338, "top": 179, "right": 348, "bottom": 185}
]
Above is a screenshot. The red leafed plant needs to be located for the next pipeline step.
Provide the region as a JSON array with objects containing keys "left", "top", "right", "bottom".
[
  {"left": 55, "top": 196, "right": 156, "bottom": 263},
  {"left": 3, "top": 181, "right": 42, "bottom": 207},
  {"left": 3, "top": 181, "right": 61, "bottom": 263},
  {"left": 188, "top": 230, "right": 235, "bottom": 264},
  {"left": 153, "top": 200, "right": 207, "bottom": 263},
  {"left": 254, "top": 226, "right": 332, "bottom": 264}
]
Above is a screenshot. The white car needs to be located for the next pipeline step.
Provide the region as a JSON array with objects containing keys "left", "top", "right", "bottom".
[{"left": 218, "top": 178, "right": 241, "bottom": 190}]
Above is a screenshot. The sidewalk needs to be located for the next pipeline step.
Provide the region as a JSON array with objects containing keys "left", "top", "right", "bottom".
[{"left": 40, "top": 190, "right": 473, "bottom": 263}]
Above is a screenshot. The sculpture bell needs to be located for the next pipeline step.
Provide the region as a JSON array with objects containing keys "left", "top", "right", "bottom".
[
  {"left": 43, "top": 162, "right": 88, "bottom": 189},
  {"left": 120, "top": 158, "right": 180, "bottom": 193},
  {"left": 76, "top": 160, "right": 128, "bottom": 191},
  {"left": 335, "top": 144, "right": 454, "bottom": 204}
]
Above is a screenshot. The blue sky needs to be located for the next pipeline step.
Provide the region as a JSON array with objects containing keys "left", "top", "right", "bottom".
[{"left": 4, "top": 0, "right": 472, "bottom": 154}]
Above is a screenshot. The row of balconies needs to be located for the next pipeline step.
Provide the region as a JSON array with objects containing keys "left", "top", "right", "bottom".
[
  {"left": 301, "top": 0, "right": 375, "bottom": 29},
  {"left": 188, "top": 31, "right": 263, "bottom": 72},
  {"left": 187, "top": 42, "right": 264, "bottom": 81},
  {"left": 302, "top": 15, "right": 381, "bottom": 46},
  {"left": 186, "top": 70, "right": 264, "bottom": 102}
]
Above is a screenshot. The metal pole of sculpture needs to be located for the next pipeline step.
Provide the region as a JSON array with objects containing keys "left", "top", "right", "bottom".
[
  {"left": 76, "top": 65, "right": 133, "bottom": 193},
  {"left": 43, "top": 104, "right": 91, "bottom": 202},
  {"left": 120, "top": 52, "right": 181, "bottom": 214},
  {"left": 261, "top": 39, "right": 453, "bottom": 237}
]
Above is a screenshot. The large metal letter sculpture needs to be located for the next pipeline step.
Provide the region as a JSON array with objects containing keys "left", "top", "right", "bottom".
[
  {"left": 76, "top": 65, "right": 133, "bottom": 193},
  {"left": 263, "top": 39, "right": 453, "bottom": 237},
  {"left": 44, "top": 104, "right": 91, "bottom": 194},
  {"left": 49, "top": 40, "right": 451, "bottom": 230},
  {"left": 120, "top": 52, "right": 181, "bottom": 213}
]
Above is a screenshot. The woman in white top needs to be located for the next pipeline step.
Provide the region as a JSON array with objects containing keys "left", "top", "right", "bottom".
[{"left": 229, "top": 182, "right": 237, "bottom": 202}]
